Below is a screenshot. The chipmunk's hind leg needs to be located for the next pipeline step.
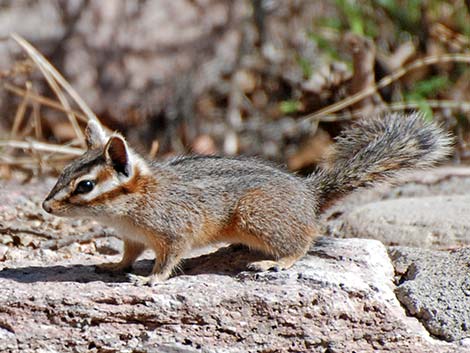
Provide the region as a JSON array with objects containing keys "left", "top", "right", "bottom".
[
  {"left": 247, "top": 256, "right": 300, "bottom": 272},
  {"left": 233, "top": 187, "right": 318, "bottom": 272}
]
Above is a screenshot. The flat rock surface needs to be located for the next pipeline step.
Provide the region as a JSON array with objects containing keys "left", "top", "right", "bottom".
[
  {"left": 326, "top": 167, "right": 470, "bottom": 248},
  {"left": 0, "top": 238, "right": 460, "bottom": 353},
  {"left": 332, "top": 195, "right": 470, "bottom": 247}
]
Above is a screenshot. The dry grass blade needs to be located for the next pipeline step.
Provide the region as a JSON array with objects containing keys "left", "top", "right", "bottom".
[
  {"left": 11, "top": 34, "right": 85, "bottom": 146},
  {"left": 10, "top": 81, "right": 31, "bottom": 137},
  {"left": 0, "top": 140, "right": 84, "bottom": 155},
  {"left": 0, "top": 155, "right": 42, "bottom": 166},
  {"left": 314, "top": 99, "right": 470, "bottom": 122},
  {"left": 0, "top": 155, "right": 73, "bottom": 167},
  {"left": 3, "top": 83, "right": 88, "bottom": 122},
  {"left": 11, "top": 33, "right": 99, "bottom": 124},
  {"left": 303, "top": 53, "right": 470, "bottom": 121},
  {"left": 31, "top": 87, "right": 42, "bottom": 140},
  {"left": 149, "top": 139, "right": 160, "bottom": 159},
  {"left": 388, "top": 100, "right": 470, "bottom": 112}
]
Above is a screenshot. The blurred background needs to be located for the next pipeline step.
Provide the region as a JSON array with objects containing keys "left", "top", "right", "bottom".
[{"left": 1, "top": 0, "right": 469, "bottom": 178}]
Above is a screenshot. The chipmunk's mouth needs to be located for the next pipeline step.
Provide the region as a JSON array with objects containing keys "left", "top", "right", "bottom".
[{"left": 42, "top": 199, "right": 71, "bottom": 216}]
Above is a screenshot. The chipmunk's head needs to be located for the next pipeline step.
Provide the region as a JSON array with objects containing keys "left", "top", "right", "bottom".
[{"left": 43, "top": 120, "right": 150, "bottom": 217}]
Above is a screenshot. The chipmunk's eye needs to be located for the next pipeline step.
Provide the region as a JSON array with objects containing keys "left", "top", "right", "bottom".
[{"left": 74, "top": 180, "right": 95, "bottom": 194}]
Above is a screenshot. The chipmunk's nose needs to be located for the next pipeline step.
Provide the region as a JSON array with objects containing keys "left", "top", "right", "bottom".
[{"left": 42, "top": 199, "right": 52, "bottom": 213}]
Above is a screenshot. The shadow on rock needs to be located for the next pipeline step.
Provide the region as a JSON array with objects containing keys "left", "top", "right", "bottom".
[{"left": 0, "top": 245, "right": 268, "bottom": 284}]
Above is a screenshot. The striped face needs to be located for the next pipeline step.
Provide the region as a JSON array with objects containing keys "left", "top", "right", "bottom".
[{"left": 42, "top": 123, "right": 147, "bottom": 217}]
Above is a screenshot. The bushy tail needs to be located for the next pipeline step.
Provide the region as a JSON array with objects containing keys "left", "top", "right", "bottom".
[{"left": 308, "top": 112, "right": 453, "bottom": 212}]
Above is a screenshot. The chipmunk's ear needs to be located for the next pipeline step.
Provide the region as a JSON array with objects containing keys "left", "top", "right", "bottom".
[
  {"left": 85, "top": 120, "right": 107, "bottom": 149},
  {"left": 104, "top": 135, "right": 131, "bottom": 177}
]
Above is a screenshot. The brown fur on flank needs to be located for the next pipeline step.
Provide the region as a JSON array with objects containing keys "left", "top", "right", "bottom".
[{"left": 42, "top": 113, "right": 453, "bottom": 286}]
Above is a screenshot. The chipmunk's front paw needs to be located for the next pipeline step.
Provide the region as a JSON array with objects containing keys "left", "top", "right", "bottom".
[
  {"left": 126, "top": 273, "right": 164, "bottom": 287},
  {"left": 96, "top": 261, "right": 131, "bottom": 273}
]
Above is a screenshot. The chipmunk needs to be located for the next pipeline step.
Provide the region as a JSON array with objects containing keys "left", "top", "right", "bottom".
[{"left": 42, "top": 112, "right": 452, "bottom": 285}]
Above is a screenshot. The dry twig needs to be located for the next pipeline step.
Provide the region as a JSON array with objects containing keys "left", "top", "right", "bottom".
[{"left": 303, "top": 53, "right": 470, "bottom": 121}]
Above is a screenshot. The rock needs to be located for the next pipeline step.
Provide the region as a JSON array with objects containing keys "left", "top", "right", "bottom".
[
  {"left": 0, "top": 238, "right": 461, "bottom": 353},
  {"left": 389, "top": 246, "right": 470, "bottom": 342},
  {"left": 325, "top": 167, "right": 470, "bottom": 249},
  {"left": 332, "top": 195, "right": 470, "bottom": 248}
]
